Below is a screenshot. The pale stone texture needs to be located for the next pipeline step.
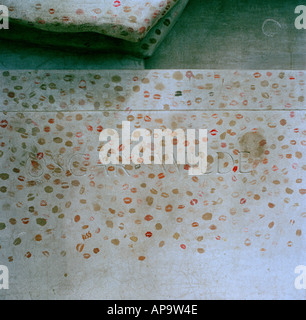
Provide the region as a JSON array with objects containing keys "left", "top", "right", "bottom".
[
  {"left": 0, "top": 0, "right": 189, "bottom": 58},
  {"left": 3, "top": 0, "right": 180, "bottom": 42},
  {"left": 0, "top": 70, "right": 305, "bottom": 299}
]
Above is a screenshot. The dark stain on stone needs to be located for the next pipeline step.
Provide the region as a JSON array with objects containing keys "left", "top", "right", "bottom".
[{"left": 239, "top": 132, "right": 267, "bottom": 159}]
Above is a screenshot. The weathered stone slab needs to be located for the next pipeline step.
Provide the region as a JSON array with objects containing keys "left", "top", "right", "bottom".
[
  {"left": 0, "top": 70, "right": 305, "bottom": 299},
  {"left": 0, "top": 0, "right": 189, "bottom": 58},
  {"left": 0, "top": 70, "right": 304, "bottom": 111},
  {"left": 3, "top": 0, "right": 181, "bottom": 42}
]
